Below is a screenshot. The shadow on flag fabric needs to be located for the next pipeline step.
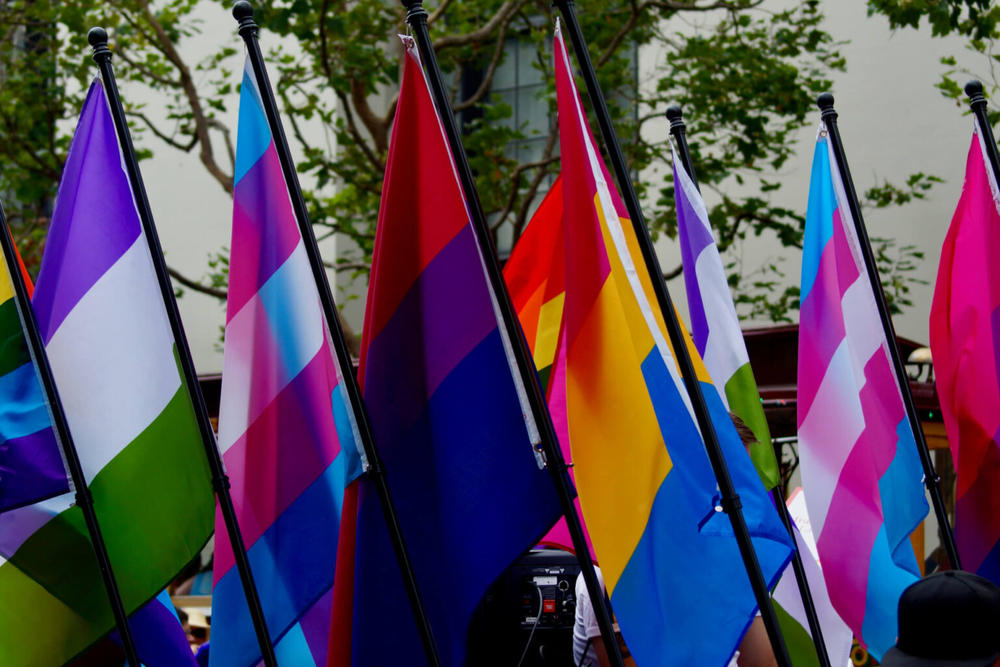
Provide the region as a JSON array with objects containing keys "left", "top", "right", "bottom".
[
  {"left": 210, "top": 59, "right": 364, "bottom": 667},
  {"left": 329, "top": 36, "right": 562, "bottom": 666},
  {"left": 0, "top": 79, "right": 214, "bottom": 665},
  {"left": 798, "top": 125, "right": 928, "bottom": 660},
  {"left": 930, "top": 121, "right": 1000, "bottom": 584},
  {"left": 554, "top": 22, "right": 791, "bottom": 667},
  {"left": 503, "top": 177, "right": 593, "bottom": 555},
  {"left": 0, "top": 221, "right": 68, "bottom": 514},
  {"left": 111, "top": 589, "right": 196, "bottom": 667},
  {"left": 673, "top": 153, "right": 780, "bottom": 490}
]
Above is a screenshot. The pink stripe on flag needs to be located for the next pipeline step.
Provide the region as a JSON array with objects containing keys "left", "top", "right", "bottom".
[
  {"left": 214, "top": 347, "right": 342, "bottom": 582},
  {"left": 816, "top": 347, "right": 906, "bottom": 632},
  {"left": 798, "top": 209, "right": 860, "bottom": 416}
]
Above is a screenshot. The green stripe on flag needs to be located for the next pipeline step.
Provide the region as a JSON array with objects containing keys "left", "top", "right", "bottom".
[
  {"left": 0, "top": 299, "right": 31, "bottom": 378},
  {"left": 0, "top": 377, "right": 212, "bottom": 665},
  {"left": 724, "top": 362, "right": 780, "bottom": 489},
  {"left": 774, "top": 599, "right": 821, "bottom": 667}
]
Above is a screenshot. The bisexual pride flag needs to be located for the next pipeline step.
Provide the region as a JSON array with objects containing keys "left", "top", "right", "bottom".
[
  {"left": 554, "top": 22, "right": 791, "bottom": 667},
  {"left": 210, "top": 60, "right": 364, "bottom": 666},
  {"left": 930, "top": 118, "right": 1000, "bottom": 583},
  {"left": 798, "top": 125, "right": 928, "bottom": 659},
  {"left": 1, "top": 79, "right": 214, "bottom": 665},
  {"left": 330, "top": 36, "right": 562, "bottom": 666}
]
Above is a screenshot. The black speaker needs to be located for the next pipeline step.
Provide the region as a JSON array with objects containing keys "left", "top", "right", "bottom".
[{"left": 467, "top": 548, "right": 581, "bottom": 666}]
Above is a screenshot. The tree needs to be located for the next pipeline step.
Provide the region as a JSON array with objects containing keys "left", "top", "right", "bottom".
[{"left": 0, "top": 0, "right": 916, "bottom": 324}]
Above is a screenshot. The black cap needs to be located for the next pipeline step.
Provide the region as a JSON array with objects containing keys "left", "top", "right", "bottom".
[{"left": 882, "top": 570, "right": 1000, "bottom": 666}]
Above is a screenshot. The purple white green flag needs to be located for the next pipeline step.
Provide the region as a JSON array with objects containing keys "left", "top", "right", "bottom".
[
  {"left": 0, "top": 79, "right": 213, "bottom": 665},
  {"left": 673, "top": 150, "right": 780, "bottom": 488}
]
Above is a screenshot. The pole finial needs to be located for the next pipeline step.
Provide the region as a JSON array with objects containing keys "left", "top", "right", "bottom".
[
  {"left": 88, "top": 27, "right": 111, "bottom": 63},
  {"left": 817, "top": 92, "right": 836, "bottom": 121},
  {"left": 401, "top": 0, "right": 428, "bottom": 22},
  {"left": 665, "top": 105, "right": 685, "bottom": 131},
  {"left": 233, "top": 1, "right": 257, "bottom": 35},
  {"left": 966, "top": 79, "right": 987, "bottom": 107}
]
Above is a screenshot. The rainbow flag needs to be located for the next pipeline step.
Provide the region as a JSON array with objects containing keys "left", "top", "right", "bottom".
[
  {"left": 930, "top": 120, "right": 1000, "bottom": 583},
  {"left": 0, "top": 218, "right": 68, "bottom": 514},
  {"left": 0, "top": 79, "right": 214, "bottom": 665},
  {"left": 331, "top": 36, "right": 561, "bottom": 666},
  {"left": 502, "top": 177, "right": 588, "bottom": 553},
  {"left": 798, "top": 126, "right": 928, "bottom": 659},
  {"left": 210, "top": 60, "right": 364, "bottom": 666},
  {"left": 674, "top": 153, "right": 780, "bottom": 489},
  {"left": 554, "top": 23, "right": 791, "bottom": 666}
]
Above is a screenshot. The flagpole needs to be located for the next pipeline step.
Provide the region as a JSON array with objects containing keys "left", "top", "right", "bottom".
[
  {"left": 666, "top": 105, "right": 833, "bottom": 667},
  {"left": 0, "top": 204, "right": 142, "bottom": 666},
  {"left": 552, "top": 3, "right": 791, "bottom": 664},
  {"left": 230, "top": 5, "right": 442, "bottom": 665},
  {"left": 399, "top": 2, "right": 625, "bottom": 665},
  {"left": 86, "top": 28, "right": 278, "bottom": 666},
  {"left": 967, "top": 79, "right": 1000, "bottom": 220},
  {"left": 817, "top": 93, "right": 962, "bottom": 571}
]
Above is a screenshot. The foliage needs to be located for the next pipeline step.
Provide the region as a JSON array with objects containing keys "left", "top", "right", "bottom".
[{"left": 0, "top": 0, "right": 927, "bottom": 324}]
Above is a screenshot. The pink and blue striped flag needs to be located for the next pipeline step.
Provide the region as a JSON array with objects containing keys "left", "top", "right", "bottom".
[
  {"left": 329, "top": 36, "right": 562, "bottom": 666},
  {"left": 798, "top": 125, "right": 928, "bottom": 660},
  {"left": 930, "top": 121, "right": 1000, "bottom": 584},
  {"left": 210, "top": 59, "right": 364, "bottom": 667}
]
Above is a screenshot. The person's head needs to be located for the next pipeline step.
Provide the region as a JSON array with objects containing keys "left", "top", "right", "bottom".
[
  {"left": 881, "top": 570, "right": 1000, "bottom": 666},
  {"left": 728, "top": 412, "right": 757, "bottom": 453}
]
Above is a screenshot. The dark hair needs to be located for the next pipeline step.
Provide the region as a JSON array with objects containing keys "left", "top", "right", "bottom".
[{"left": 728, "top": 412, "right": 757, "bottom": 448}]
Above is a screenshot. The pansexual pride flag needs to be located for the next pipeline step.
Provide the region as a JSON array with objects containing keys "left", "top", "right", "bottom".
[
  {"left": 0, "top": 219, "right": 67, "bottom": 513},
  {"left": 555, "top": 24, "right": 791, "bottom": 666},
  {"left": 674, "top": 153, "right": 780, "bottom": 489},
  {"left": 210, "top": 60, "right": 364, "bottom": 667},
  {"left": 930, "top": 120, "right": 1000, "bottom": 584},
  {"left": 0, "top": 79, "right": 214, "bottom": 665},
  {"left": 798, "top": 126, "right": 928, "bottom": 659},
  {"left": 332, "top": 36, "right": 561, "bottom": 666}
]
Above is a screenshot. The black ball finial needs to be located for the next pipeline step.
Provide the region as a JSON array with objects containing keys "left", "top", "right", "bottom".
[
  {"left": 88, "top": 27, "right": 111, "bottom": 62},
  {"left": 966, "top": 79, "right": 985, "bottom": 101},
  {"left": 232, "top": 1, "right": 254, "bottom": 21},
  {"left": 817, "top": 92, "right": 835, "bottom": 112},
  {"left": 87, "top": 27, "right": 108, "bottom": 49},
  {"left": 665, "top": 105, "right": 683, "bottom": 122}
]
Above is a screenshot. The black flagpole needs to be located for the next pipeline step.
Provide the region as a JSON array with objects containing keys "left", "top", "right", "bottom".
[
  {"left": 817, "top": 93, "right": 962, "bottom": 571},
  {"left": 86, "top": 28, "right": 278, "bottom": 666},
  {"left": 400, "top": 1, "right": 625, "bottom": 665},
  {"left": 231, "top": 4, "right": 442, "bottom": 665},
  {"left": 666, "top": 105, "right": 833, "bottom": 667},
  {"left": 0, "top": 203, "right": 141, "bottom": 666},
  {"left": 552, "top": 2, "right": 792, "bottom": 664}
]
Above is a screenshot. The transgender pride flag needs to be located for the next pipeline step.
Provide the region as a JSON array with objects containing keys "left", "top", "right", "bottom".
[
  {"left": 930, "top": 120, "right": 1000, "bottom": 584},
  {"left": 798, "top": 125, "right": 928, "bottom": 660},
  {"left": 210, "top": 60, "right": 364, "bottom": 667}
]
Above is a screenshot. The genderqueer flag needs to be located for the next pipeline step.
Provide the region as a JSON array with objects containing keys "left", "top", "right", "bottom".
[
  {"left": 554, "top": 22, "right": 791, "bottom": 666},
  {"left": 0, "top": 212, "right": 68, "bottom": 513},
  {"left": 0, "top": 79, "right": 214, "bottom": 665},
  {"left": 930, "top": 119, "right": 1000, "bottom": 584},
  {"left": 674, "top": 152, "right": 780, "bottom": 489}
]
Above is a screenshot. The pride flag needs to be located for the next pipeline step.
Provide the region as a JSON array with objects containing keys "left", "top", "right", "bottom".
[
  {"left": 554, "top": 24, "right": 791, "bottom": 666},
  {"left": 930, "top": 120, "right": 1000, "bottom": 583},
  {"left": 332, "top": 36, "right": 561, "bottom": 666},
  {"left": 798, "top": 126, "right": 928, "bottom": 659},
  {"left": 0, "top": 79, "right": 214, "bottom": 665},
  {"left": 0, "top": 215, "right": 68, "bottom": 513},
  {"left": 674, "top": 153, "right": 780, "bottom": 489},
  {"left": 210, "top": 60, "right": 364, "bottom": 667}
]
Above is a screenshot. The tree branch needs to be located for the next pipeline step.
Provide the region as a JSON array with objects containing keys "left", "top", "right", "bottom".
[
  {"left": 433, "top": 0, "right": 525, "bottom": 50},
  {"left": 126, "top": 110, "right": 198, "bottom": 152},
  {"left": 453, "top": 15, "right": 510, "bottom": 112},
  {"left": 167, "top": 266, "right": 227, "bottom": 300}
]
